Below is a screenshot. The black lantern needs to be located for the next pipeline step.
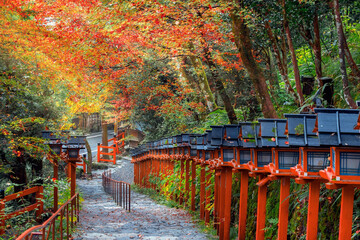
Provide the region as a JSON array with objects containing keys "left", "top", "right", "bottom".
[
  {"left": 190, "top": 134, "right": 200, "bottom": 157},
  {"left": 284, "top": 114, "right": 319, "bottom": 147},
  {"left": 238, "top": 149, "right": 251, "bottom": 165},
  {"left": 210, "top": 125, "right": 224, "bottom": 146},
  {"left": 182, "top": 134, "right": 190, "bottom": 156},
  {"left": 196, "top": 135, "right": 205, "bottom": 159},
  {"left": 240, "top": 122, "right": 261, "bottom": 148},
  {"left": 258, "top": 119, "right": 288, "bottom": 147},
  {"left": 258, "top": 119, "right": 300, "bottom": 174},
  {"left": 284, "top": 113, "right": 330, "bottom": 178},
  {"left": 223, "top": 125, "right": 240, "bottom": 147},
  {"left": 42, "top": 130, "right": 68, "bottom": 156},
  {"left": 314, "top": 108, "right": 360, "bottom": 146},
  {"left": 314, "top": 109, "right": 360, "bottom": 183},
  {"left": 66, "top": 136, "right": 86, "bottom": 160}
]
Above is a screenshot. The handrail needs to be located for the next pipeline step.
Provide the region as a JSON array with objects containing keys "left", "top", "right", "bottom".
[
  {"left": 16, "top": 193, "right": 80, "bottom": 240},
  {"left": 0, "top": 186, "right": 43, "bottom": 235},
  {"left": 102, "top": 170, "right": 131, "bottom": 212}
]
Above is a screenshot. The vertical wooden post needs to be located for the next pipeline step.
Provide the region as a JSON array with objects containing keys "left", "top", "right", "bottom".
[
  {"left": 205, "top": 167, "right": 211, "bottom": 224},
  {"left": 0, "top": 201, "right": 5, "bottom": 235},
  {"left": 97, "top": 143, "right": 100, "bottom": 163},
  {"left": 223, "top": 167, "right": 233, "bottom": 240},
  {"left": 214, "top": 169, "right": 220, "bottom": 232},
  {"left": 306, "top": 180, "right": 320, "bottom": 240},
  {"left": 219, "top": 170, "right": 226, "bottom": 238},
  {"left": 53, "top": 157, "right": 59, "bottom": 212},
  {"left": 191, "top": 160, "right": 196, "bottom": 211},
  {"left": 238, "top": 171, "right": 249, "bottom": 240},
  {"left": 185, "top": 159, "right": 190, "bottom": 205},
  {"left": 278, "top": 177, "right": 290, "bottom": 240},
  {"left": 200, "top": 164, "right": 206, "bottom": 219},
  {"left": 35, "top": 186, "right": 44, "bottom": 219},
  {"left": 113, "top": 146, "right": 116, "bottom": 165},
  {"left": 339, "top": 185, "right": 354, "bottom": 240},
  {"left": 256, "top": 175, "right": 267, "bottom": 240},
  {"left": 69, "top": 162, "right": 76, "bottom": 198},
  {"left": 180, "top": 160, "right": 184, "bottom": 205}
]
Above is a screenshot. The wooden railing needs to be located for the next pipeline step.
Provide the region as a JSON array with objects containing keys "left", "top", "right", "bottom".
[
  {"left": 16, "top": 193, "right": 80, "bottom": 240},
  {"left": 108, "top": 132, "right": 125, "bottom": 154},
  {"left": 97, "top": 144, "right": 117, "bottom": 164},
  {"left": 102, "top": 170, "right": 131, "bottom": 212},
  {"left": 97, "top": 132, "right": 125, "bottom": 165},
  {"left": 0, "top": 186, "right": 44, "bottom": 235}
]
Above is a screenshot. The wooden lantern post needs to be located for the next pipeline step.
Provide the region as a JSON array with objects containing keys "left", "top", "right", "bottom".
[
  {"left": 209, "top": 125, "right": 225, "bottom": 238},
  {"left": 191, "top": 134, "right": 204, "bottom": 212},
  {"left": 66, "top": 136, "right": 86, "bottom": 199},
  {"left": 241, "top": 122, "right": 271, "bottom": 240},
  {"left": 203, "top": 130, "right": 215, "bottom": 224},
  {"left": 229, "top": 123, "right": 252, "bottom": 240},
  {"left": 315, "top": 108, "right": 360, "bottom": 239},
  {"left": 42, "top": 131, "right": 68, "bottom": 212},
  {"left": 258, "top": 119, "right": 301, "bottom": 240},
  {"left": 286, "top": 113, "right": 331, "bottom": 240}
]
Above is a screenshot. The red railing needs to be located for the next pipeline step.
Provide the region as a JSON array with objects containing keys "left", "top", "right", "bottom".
[
  {"left": 102, "top": 170, "right": 131, "bottom": 212},
  {"left": 108, "top": 132, "right": 125, "bottom": 154},
  {"left": 16, "top": 193, "right": 80, "bottom": 240},
  {"left": 0, "top": 186, "right": 44, "bottom": 235},
  {"left": 97, "top": 144, "right": 117, "bottom": 164},
  {"left": 76, "top": 155, "right": 87, "bottom": 173}
]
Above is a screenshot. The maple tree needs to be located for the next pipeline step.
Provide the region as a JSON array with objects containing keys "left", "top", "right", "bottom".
[{"left": 0, "top": 0, "right": 359, "bottom": 133}]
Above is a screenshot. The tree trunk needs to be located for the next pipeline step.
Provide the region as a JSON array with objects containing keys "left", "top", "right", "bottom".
[
  {"left": 188, "top": 56, "right": 217, "bottom": 112},
  {"left": 202, "top": 44, "right": 238, "bottom": 124},
  {"left": 85, "top": 139, "right": 92, "bottom": 179},
  {"left": 265, "top": 21, "right": 298, "bottom": 104},
  {"left": 282, "top": 0, "right": 304, "bottom": 105},
  {"left": 101, "top": 117, "right": 109, "bottom": 159},
  {"left": 230, "top": 7, "right": 278, "bottom": 118},
  {"left": 12, "top": 153, "right": 27, "bottom": 193},
  {"left": 329, "top": 0, "right": 360, "bottom": 84},
  {"left": 334, "top": 0, "right": 357, "bottom": 108},
  {"left": 181, "top": 53, "right": 217, "bottom": 112},
  {"left": 313, "top": 9, "right": 322, "bottom": 84}
]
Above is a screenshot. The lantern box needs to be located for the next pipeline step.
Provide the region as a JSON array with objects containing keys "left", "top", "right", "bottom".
[
  {"left": 291, "top": 147, "right": 331, "bottom": 179},
  {"left": 190, "top": 134, "right": 200, "bottom": 158},
  {"left": 236, "top": 149, "right": 251, "bottom": 167},
  {"left": 240, "top": 122, "right": 261, "bottom": 148},
  {"left": 42, "top": 131, "right": 68, "bottom": 153},
  {"left": 258, "top": 119, "right": 288, "bottom": 147},
  {"left": 284, "top": 114, "right": 319, "bottom": 147},
  {"left": 265, "top": 148, "right": 300, "bottom": 176},
  {"left": 223, "top": 125, "right": 240, "bottom": 147},
  {"left": 67, "top": 136, "right": 86, "bottom": 148},
  {"left": 49, "top": 144, "right": 62, "bottom": 156},
  {"left": 319, "top": 147, "right": 360, "bottom": 184},
  {"left": 210, "top": 125, "right": 224, "bottom": 146},
  {"left": 241, "top": 149, "right": 273, "bottom": 173},
  {"left": 196, "top": 135, "right": 205, "bottom": 162},
  {"left": 257, "top": 119, "right": 300, "bottom": 175},
  {"left": 314, "top": 108, "right": 360, "bottom": 146},
  {"left": 218, "top": 125, "right": 241, "bottom": 167},
  {"left": 176, "top": 135, "right": 182, "bottom": 146},
  {"left": 66, "top": 136, "right": 86, "bottom": 160},
  {"left": 181, "top": 134, "right": 190, "bottom": 156},
  {"left": 205, "top": 150, "right": 213, "bottom": 164},
  {"left": 203, "top": 131, "right": 215, "bottom": 164}
]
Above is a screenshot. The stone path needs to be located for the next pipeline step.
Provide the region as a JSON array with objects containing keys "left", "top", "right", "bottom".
[{"left": 73, "top": 158, "right": 211, "bottom": 240}]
